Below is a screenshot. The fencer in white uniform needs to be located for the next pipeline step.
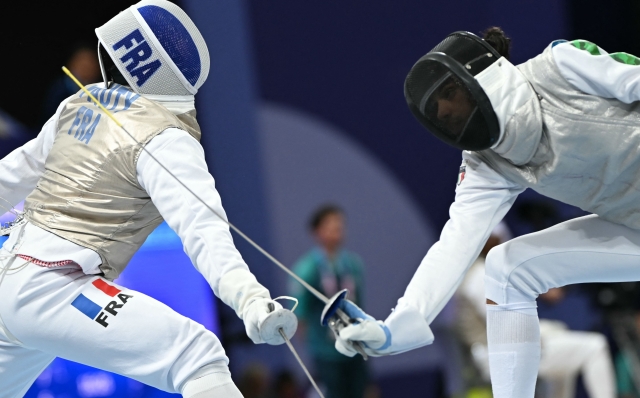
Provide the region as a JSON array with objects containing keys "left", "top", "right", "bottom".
[
  {"left": 0, "top": 1, "right": 296, "bottom": 397},
  {"left": 332, "top": 29, "right": 640, "bottom": 397},
  {"left": 456, "top": 223, "right": 616, "bottom": 398}
]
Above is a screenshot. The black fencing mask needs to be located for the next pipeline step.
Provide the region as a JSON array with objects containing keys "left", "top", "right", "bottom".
[{"left": 404, "top": 32, "right": 501, "bottom": 151}]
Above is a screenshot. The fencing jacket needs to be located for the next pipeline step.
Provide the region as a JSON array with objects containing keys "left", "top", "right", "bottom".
[
  {"left": 0, "top": 84, "right": 249, "bottom": 296},
  {"left": 396, "top": 40, "right": 640, "bottom": 333}
]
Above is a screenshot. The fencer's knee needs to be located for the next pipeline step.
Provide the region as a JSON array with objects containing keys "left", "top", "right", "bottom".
[{"left": 484, "top": 241, "right": 545, "bottom": 305}]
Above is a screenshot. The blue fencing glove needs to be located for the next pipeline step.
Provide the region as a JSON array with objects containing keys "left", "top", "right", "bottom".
[
  {"left": 334, "top": 299, "right": 434, "bottom": 357},
  {"left": 334, "top": 299, "right": 391, "bottom": 357}
]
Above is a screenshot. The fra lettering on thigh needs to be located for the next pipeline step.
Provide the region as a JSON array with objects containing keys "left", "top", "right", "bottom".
[
  {"left": 95, "top": 293, "right": 134, "bottom": 328},
  {"left": 70, "top": 279, "right": 134, "bottom": 328}
]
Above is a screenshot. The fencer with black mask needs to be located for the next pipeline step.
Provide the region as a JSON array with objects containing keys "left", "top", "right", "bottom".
[
  {"left": 335, "top": 28, "right": 640, "bottom": 397},
  {"left": 0, "top": 1, "right": 296, "bottom": 397}
]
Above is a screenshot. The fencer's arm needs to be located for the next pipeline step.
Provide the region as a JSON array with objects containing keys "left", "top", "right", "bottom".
[
  {"left": 0, "top": 99, "right": 70, "bottom": 208},
  {"left": 136, "top": 129, "right": 270, "bottom": 307},
  {"left": 553, "top": 40, "right": 640, "bottom": 104},
  {"left": 404, "top": 152, "right": 523, "bottom": 323},
  {"left": 336, "top": 153, "right": 524, "bottom": 357},
  {"left": 386, "top": 153, "right": 523, "bottom": 350},
  {"left": 138, "top": 129, "right": 297, "bottom": 345}
]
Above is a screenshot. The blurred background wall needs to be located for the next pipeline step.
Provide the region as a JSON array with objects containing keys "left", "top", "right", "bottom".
[{"left": 2, "top": 0, "right": 640, "bottom": 397}]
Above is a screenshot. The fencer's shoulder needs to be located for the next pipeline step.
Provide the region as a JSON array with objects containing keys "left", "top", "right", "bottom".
[
  {"left": 544, "top": 39, "right": 599, "bottom": 52},
  {"left": 550, "top": 39, "right": 612, "bottom": 61},
  {"left": 552, "top": 39, "right": 601, "bottom": 52},
  {"left": 461, "top": 150, "right": 484, "bottom": 168},
  {"left": 463, "top": 150, "right": 516, "bottom": 177},
  {"left": 55, "top": 84, "right": 106, "bottom": 116},
  {"left": 66, "top": 83, "right": 143, "bottom": 114},
  {"left": 53, "top": 94, "right": 79, "bottom": 119},
  {"left": 459, "top": 150, "right": 520, "bottom": 187},
  {"left": 550, "top": 39, "right": 569, "bottom": 48}
]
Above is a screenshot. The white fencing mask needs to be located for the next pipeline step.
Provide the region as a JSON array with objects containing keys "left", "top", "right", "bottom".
[{"left": 95, "top": 0, "right": 209, "bottom": 97}]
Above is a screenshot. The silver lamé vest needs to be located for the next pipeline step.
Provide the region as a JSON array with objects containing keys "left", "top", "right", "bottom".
[
  {"left": 476, "top": 44, "right": 640, "bottom": 230},
  {"left": 25, "top": 84, "right": 201, "bottom": 280}
]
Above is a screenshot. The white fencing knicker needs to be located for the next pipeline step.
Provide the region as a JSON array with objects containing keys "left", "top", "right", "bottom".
[
  {"left": 0, "top": 248, "right": 229, "bottom": 397},
  {"left": 484, "top": 214, "right": 640, "bottom": 305}
]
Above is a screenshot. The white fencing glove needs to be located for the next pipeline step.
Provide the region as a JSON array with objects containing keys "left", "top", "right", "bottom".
[
  {"left": 335, "top": 299, "right": 434, "bottom": 357},
  {"left": 333, "top": 299, "right": 391, "bottom": 357},
  {"left": 218, "top": 268, "right": 297, "bottom": 345}
]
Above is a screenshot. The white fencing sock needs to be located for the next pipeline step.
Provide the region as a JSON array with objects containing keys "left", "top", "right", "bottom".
[
  {"left": 181, "top": 363, "right": 243, "bottom": 398},
  {"left": 486, "top": 302, "right": 540, "bottom": 398}
]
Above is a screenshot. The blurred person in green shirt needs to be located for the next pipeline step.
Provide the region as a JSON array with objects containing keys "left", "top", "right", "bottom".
[{"left": 291, "top": 204, "right": 368, "bottom": 398}]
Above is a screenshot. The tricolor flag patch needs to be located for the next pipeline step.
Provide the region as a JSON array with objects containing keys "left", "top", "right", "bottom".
[
  {"left": 71, "top": 294, "right": 102, "bottom": 319},
  {"left": 457, "top": 161, "right": 467, "bottom": 186},
  {"left": 71, "top": 279, "right": 133, "bottom": 328},
  {"left": 93, "top": 278, "right": 121, "bottom": 297}
]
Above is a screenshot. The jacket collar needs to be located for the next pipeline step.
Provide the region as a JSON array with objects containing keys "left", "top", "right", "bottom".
[{"left": 476, "top": 58, "right": 543, "bottom": 165}]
